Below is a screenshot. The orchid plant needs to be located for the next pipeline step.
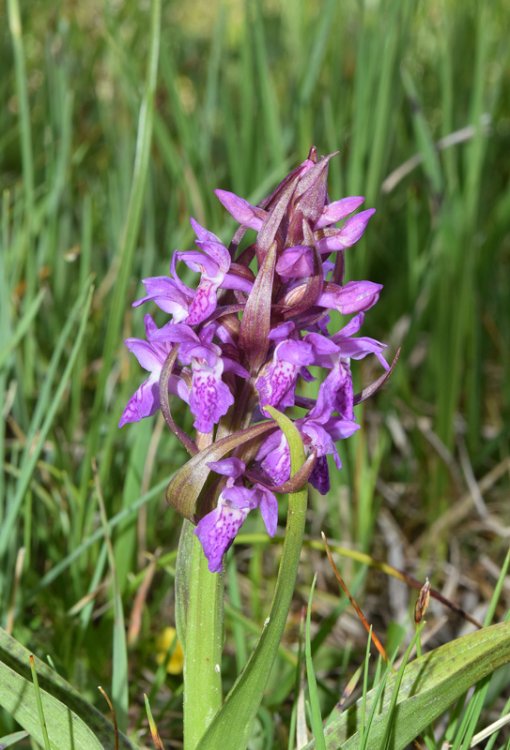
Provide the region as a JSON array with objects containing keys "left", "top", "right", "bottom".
[{"left": 120, "top": 148, "right": 392, "bottom": 748}]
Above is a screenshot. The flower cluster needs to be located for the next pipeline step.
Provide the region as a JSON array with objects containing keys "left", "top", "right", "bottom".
[{"left": 120, "top": 149, "right": 389, "bottom": 572}]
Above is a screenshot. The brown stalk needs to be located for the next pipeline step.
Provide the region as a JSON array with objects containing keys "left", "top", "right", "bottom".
[{"left": 321, "top": 531, "right": 389, "bottom": 662}]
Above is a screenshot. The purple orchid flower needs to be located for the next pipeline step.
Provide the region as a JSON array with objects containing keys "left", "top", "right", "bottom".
[
  {"left": 120, "top": 148, "right": 393, "bottom": 572},
  {"left": 195, "top": 459, "right": 278, "bottom": 572}
]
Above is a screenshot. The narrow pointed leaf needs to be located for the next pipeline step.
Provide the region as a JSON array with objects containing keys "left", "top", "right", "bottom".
[
  {"left": 197, "top": 406, "right": 307, "bottom": 750},
  {"left": 303, "top": 621, "right": 510, "bottom": 749},
  {"left": 0, "top": 628, "right": 135, "bottom": 750},
  {"left": 166, "top": 421, "right": 276, "bottom": 520}
]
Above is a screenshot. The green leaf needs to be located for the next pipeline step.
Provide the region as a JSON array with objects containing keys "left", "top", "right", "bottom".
[
  {"left": 0, "top": 731, "right": 29, "bottom": 748},
  {"left": 197, "top": 406, "right": 307, "bottom": 750},
  {"left": 0, "top": 628, "right": 135, "bottom": 750},
  {"left": 305, "top": 575, "right": 326, "bottom": 750},
  {"left": 0, "top": 287, "right": 45, "bottom": 371},
  {"left": 166, "top": 421, "right": 275, "bottom": 520},
  {"left": 302, "top": 621, "right": 510, "bottom": 749}
]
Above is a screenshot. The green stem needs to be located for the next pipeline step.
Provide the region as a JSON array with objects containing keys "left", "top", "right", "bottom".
[
  {"left": 196, "top": 406, "right": 307, "bottom": 750},
  {"left": 179, "top": 521, "right": 224, "bottom": 750}
]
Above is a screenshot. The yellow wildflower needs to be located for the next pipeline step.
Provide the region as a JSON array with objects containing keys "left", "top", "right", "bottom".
[{"left": 155, "top": 627, "right": 184, "bottom": 675}]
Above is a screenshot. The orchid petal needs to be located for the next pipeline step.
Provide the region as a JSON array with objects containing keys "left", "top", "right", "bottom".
[
  {"left": 317, "top": 209, "right": 376, "bottom": 253},
  {"left": 215, "top": 189, "right": 266, "bottom": 231},
  {"left": 315, "top": 196, "right": 366, "bottom": 229},
  {"left": 195, "top": 500, "right": 249, "bottom": 573},
  {"left": 207, "top": 457, "right": 246, "bottom": 478},
  {"left": 119, "top": 376, "right": 159, "bottom": 427}
]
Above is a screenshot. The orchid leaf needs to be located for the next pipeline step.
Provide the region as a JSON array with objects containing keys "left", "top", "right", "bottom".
[
  {"left": 197, "top": 405, "right": 307, "bottom": 750},
  {"left": 166, "top": 420, "right": 276, "bottom": 520},
  {"left": 302, "top": 621, "right": 510, "bottom": 749},
  {"left": 0, "top": 628, "right": 135, "bottom": 750}
]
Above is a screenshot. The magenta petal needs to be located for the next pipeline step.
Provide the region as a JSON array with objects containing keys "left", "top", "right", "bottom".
[
  {"left": 151, "top": 322, "right": 198, "bottom": 345},
  {"left": 215, "top": 189, "right": 266, "bottom": 231},
  {"left": 309, "top": 456, "right": 331, "bottom": 494},
  {"left": 276, "top": 245, "right": 315, "bottom": 278},
  {"left": 336, "top": 336, "right": 389, "bottom": 370},
  {"left": 325, "top": 417, "right": 360, "bottom": 441},
  {"left": 319, "top": 281, "right": 382, "bottom": 315},
  {"left": 124, "top": 338, "right": 163, "bottom": 373},
  {"left": 119, "top": 376, "right": 159, "bottom": 427},
  {"left": 133, "top": 276, "right": 191, "bottom": 319},
  {"left": 176, "top": 250, "right": 220, "bottom": 280},
  {"left": 222, "top": 357, "right": 250, "bottom": 380},
  {"left": 309, "top": 360, "right": 353, "bottom": 422},
  {"left": 207, "top": 457, "right": 246, "bottom": 478},
  {"left": 195, "top": 501, "right": 249, "bottom": 573},
  {"left": 317, "top": 209, "right": 376, "bottom": 253},
  {"left": 305, "top": 332, "right": 339, "bottom": 358},
  {"left": 220, "top": 272, "right": 253, "bottom": 293},
  {"left": 269, "top": 321, "right": 296, "bottom": 341},
  {"left": 315, "top": 197, "right": 366, "bottom": 229},
  {"left": 336, "top": 312, "right": 365, "bottom": 338},
  {"left": 190, "top": 217, "right": 223, "bottom": 246},
  {"left": 257, "top": 432, "right": 291, "bottom": 486},
  {"left": 338, "top": 281, "right": 383, "bottom": 315},
  {"left": 256, "top": 486, "right": 278, "bottom": 536},
  {"left": 276, "top": 340, "right": 314, "bottom": 366},
  {"left": 196, "top": 240, "right": 231, "bottom": 275}
]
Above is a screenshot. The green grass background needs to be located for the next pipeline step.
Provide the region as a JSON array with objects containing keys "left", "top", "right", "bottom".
[{"left": 1, "top": 0, "right": 510, "bottom": 746}]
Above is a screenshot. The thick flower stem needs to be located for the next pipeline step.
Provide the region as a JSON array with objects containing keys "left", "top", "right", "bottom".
[
  {"left": 195, "top": 407, "right": 308, "bottom": 750},
  {"left": 180, "top": 521, "right": 224, "bottom": 750}
]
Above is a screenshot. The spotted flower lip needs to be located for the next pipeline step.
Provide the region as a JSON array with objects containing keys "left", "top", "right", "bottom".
[
  {"left": 120, "top": 147, "right": 392, "bottom": 572},
  {"left": 195, "top": 459, "right": 278, "bottom": 572}
]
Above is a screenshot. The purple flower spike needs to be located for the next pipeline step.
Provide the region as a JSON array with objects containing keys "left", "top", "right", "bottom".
[{"left": 120, "top": 148, "right": 393, "bottom": 572}]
